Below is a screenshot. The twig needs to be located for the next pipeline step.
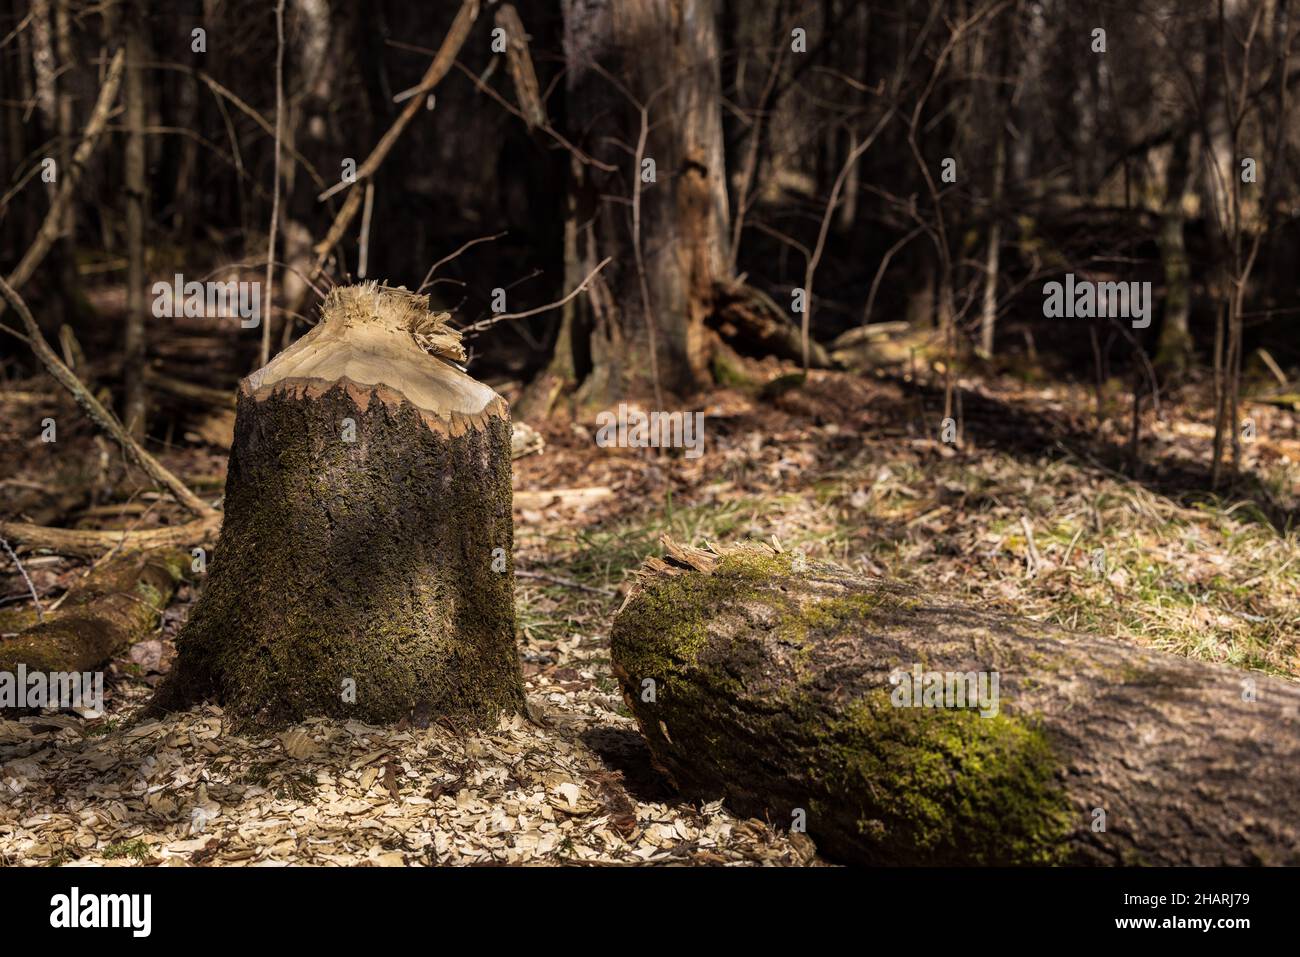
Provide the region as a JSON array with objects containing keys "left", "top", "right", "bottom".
[
  {"left": 261, "top": 0, "right": 285, "bottom": 367},
  {"left": 417, "top": 231, "right": 506, "bottom": 294},
  {"left": 142, "top": 60, "right": 327, "bottom": 190},
  {"left": 0, "top": 276, "right": 218, "bottom": 519},
  {"left": 1019, "top": 515, "right": 1042, "bottom": 578},
  {"left": 516, "top": 570, "right": 615, "bottom": 597},
  {"left": 801, "top": 107, "right": 894, "bottom": 371},
  {"left": 629, "top": 99, "right": 663, "bottom": 410},
  {"left": 357, "top": 182, "right": 375, "bottom": 279},
  {"left": 0, "top": 534, "right": 44, "bottom": 622},
  {"left": 462, "top": 257, "right": 612, "bottom": 335},
  {"left": 450, "top": 59, "right": 615, "bottom": 172}
]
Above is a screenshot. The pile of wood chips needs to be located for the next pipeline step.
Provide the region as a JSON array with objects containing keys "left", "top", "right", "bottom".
[{"left": 0, "top": 653, "right": 813, "bottom": 867}]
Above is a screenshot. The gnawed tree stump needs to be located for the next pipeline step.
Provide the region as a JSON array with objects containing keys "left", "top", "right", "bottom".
[
  {"left": 610, "top": 539, "right": 1300, "bottom": 866},
  {"left": 154, "top": 284, "right": 524, "bottom": 727}
]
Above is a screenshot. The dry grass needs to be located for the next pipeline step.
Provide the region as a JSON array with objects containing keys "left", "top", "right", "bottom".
[{"left": 2, "top": 365, "right": 1297, "bottom": 865}]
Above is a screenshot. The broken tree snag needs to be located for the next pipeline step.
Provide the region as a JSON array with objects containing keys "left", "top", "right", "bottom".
[
  {"left": 155, "top": 284, "right": 524, "bottom": 728},
  {"left": 0, "top": 549, "right": 185, "bottom": 694},
  {"left": 610, "top": 539, "right": 1300, "bottom": 866}
]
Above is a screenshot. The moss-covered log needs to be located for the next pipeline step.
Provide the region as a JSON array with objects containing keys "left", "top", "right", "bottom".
[
  {"left": 610, "top": 539, "right": 1300, "bottom": 866},
  {"left": 153, "top": 284, "right": 524, "bottom": 728},
  {"left": 0, "top": 549, "right": 185, "bottom": 706}
]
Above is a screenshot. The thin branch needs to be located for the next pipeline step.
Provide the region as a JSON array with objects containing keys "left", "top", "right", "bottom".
[
  {"left": 801, "top": 107, "right": 895, "bottom": 370},
  {"left": 0, "top": 276, "right": 218, "bottom": 520},
  {"left": 0, "top": 534, "right": 44, "bottom": 622},
  {"left": 451, "top": 59, "right": 616, "bottom": 172},
  {"left": 0, "top": 46, "right": 125, "bottom": 320},
  {"left": 417, "top": 231, "right": 506, "bottom": 293},
  {"left": 357, "top": 181, "right": 375, "bottom": 279},
  {"left": 260, "top": 0, "right": 286, "bottom": 367},
  {"left": 462, "top": 257, "right": 612, "bottom": 335}
]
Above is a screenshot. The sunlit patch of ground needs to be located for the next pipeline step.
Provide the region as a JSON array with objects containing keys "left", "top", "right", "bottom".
[{"left": 2, "top": 365, "right": 1297, "bottom": 865}]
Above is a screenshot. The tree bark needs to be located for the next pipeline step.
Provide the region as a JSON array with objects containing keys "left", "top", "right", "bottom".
[
  {"left": 123, "top": 2, "right": 149, "bottom": 440},
  {"left": 543, "top": 0, "right": 731, "bottom": 406},
  {"left": 0, "top": 48, "right": 126, "bottom": 323},
  {"left": 153, "top": 285, "right": 524, "bottom": 728},
  {"left": 610, "top": 539, "right": 1300, "bottom": 866},
  {"left": 1155, "top": 127, "right": 1196, "bottom": 373}
]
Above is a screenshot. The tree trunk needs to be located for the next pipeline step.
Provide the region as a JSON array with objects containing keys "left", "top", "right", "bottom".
[
  {"left": 153, "top": 285, "right": 524, "bottom": 728},
  {"left": 1155, "top": 128, "right": 1196, "bottom": 373},
  {"left": 53, "top": 0, "right": 84, "bottom": 326},
  {"left": 610, "top": 539, "right": 1300, "bottom": 866},
  {"left": 978, "top": 132, "right": 1005, "bottom": 358},
  {"left": 123, "top": 2, "right": 148, "bottom": 440},
  {"left": 544, "top": 0, "right": 731, "bottom": 407}
]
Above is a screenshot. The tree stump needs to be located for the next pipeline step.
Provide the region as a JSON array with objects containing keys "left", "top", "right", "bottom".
[
  {"left": 610, "top": 538, "right": 1300, "bottom": 866},
  {"left": 154, "top": 284, "right": 524, "bottom": 727}
]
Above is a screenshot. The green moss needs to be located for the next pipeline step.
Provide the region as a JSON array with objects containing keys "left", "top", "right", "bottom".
[
  {"left": 102, "top": 839, "right": 151, "bottom": 861},
  {"left": 0, "top": 608, "right": 41, "bottom": 636},
  {"left": 814, "top": 690, "right": 1074, "bottom": 864},
  {"left": 160, "top": 388, "right": 523, "bottom": 729},
  {"left": 613, "top": 550, "right": 922, "bottom": 682},
  {"left": 800, "top": 590, "right": 920, "bottom": 634},
  {"left": 711, "top": 349, "right": 756, "bottom": 390}
]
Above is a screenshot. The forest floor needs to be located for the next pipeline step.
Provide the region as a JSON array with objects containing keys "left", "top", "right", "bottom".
[{"left": 2, "top": 358, "right": 1298, "bottom": 866}]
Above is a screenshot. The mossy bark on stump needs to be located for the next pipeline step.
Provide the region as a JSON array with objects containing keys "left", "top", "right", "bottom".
[
  {"left": 610, "top": 539, "right": 1300, "bottom": 866},
  {"left": 154, "top": 284, "right": 524, "bottom": 728}
]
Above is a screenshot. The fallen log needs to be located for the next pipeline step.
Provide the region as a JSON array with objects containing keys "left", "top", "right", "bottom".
[
  {"left": 0, "top": 549, "right": 185, "bottom": 683},
  {"left": 610, "top": 539, "right": 1300, "bottom": 866},
  {"left": 0, "top": 517, "right": 219, "bottom": 559},
  {"left": 153, "top": 283, "right": 524, "bottom": 728},
  {"left": 710, "top": 280, "right": 832, "bottom": 368}
]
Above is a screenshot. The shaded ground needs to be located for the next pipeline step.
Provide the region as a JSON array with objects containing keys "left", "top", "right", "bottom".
[{"left": 1, "top": 357, "right": 1298, "bottom": 865}]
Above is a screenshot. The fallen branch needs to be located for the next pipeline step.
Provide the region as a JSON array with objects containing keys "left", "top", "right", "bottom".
[
  {"left": 0, "top": 277, "right": 218, "bottom": 520},
  {"left": 143, "top": 367, "right": 236, "bottom": 409},
  {"left": 0, "top": 518, "right": 219, "bottom": 559},
  {"left": 513, "top": 487, "right": 612, "bottom": 510},
  {"left": 711, "top": 279, "right": 832, "bottom": 367}
]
